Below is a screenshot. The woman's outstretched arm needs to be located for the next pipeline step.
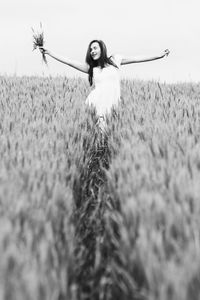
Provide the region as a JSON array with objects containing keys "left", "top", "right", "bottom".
[
  {"left": 39, "top": 47, "right": 89, "bottom": 73},
  {"left": 121, "top": 49, "right": 170, "bottom": 65}
]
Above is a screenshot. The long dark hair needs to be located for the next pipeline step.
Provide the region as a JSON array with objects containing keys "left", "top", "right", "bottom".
[{"left": 85, "top": 40, "right": 118, "bottom": 86}]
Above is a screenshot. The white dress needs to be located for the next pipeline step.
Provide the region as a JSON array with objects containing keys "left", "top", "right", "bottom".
[{"left": 85, "top": 54, "right": 122, "bottom": 117}]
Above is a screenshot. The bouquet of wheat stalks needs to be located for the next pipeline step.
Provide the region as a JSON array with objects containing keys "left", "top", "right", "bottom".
[{"left": 32, "top": 23, "right": 47, "bottom": 64}]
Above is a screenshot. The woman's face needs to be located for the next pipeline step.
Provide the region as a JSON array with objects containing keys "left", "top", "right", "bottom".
[{"left": 90, "top": 42, "right": 101, "bottom": 60}]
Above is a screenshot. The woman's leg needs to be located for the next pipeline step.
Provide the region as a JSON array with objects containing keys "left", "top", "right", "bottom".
[{"left": 98, "top": 115, "right": 106, "bottom": 133}]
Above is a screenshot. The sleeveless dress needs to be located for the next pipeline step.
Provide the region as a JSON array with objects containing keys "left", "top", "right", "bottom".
[{"left": 85, "top": 54, "right": 122, "bottom": 118}]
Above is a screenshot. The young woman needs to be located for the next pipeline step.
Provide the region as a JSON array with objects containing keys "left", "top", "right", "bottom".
[{"left": 39, "top": 40, "right": 170, "bottom": 129}]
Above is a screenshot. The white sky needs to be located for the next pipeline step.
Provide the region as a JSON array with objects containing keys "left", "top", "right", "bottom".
[{"left": 1, "top": 0, "right": 200, "bottom": 83}]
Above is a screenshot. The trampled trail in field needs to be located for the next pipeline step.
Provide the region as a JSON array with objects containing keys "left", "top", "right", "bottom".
[{"left": 0, "top": 76, "right": 200, "bottom": 300}]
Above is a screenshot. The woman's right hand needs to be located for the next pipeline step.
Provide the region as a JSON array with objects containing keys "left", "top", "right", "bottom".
[{"left": 39, "top": 47, "right": 49, "bottom": 55}]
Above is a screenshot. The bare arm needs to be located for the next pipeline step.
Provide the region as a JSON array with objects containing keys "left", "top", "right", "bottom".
[
  {"left": 121, "top": 49, "right": 170, "bottom": 65},
  {"left": 39, "top": 47, "right": 89, "bottom": 73}
]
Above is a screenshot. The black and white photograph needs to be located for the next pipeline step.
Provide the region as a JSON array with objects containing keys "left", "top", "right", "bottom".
[{"left": 0, "top": 0, "right": 200, "bottom": 299}]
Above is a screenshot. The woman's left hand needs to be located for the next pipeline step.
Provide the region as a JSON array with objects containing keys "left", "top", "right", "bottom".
[{"left": 163, "top": 49, "right": 170, "bottom": 57}]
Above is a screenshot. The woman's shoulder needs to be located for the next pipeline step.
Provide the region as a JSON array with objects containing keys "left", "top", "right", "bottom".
[{"left": 110, "top": 54, "right": 123, "bottom": 68}]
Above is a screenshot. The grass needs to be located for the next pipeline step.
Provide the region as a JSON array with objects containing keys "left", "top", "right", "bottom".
[{"left": 0, "top": 75, "right": 200, "bottom": 299}]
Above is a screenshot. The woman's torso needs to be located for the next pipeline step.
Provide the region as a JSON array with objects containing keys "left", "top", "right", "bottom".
[{"left": 86, "top": 54, "right": 122, "bottom": 116}]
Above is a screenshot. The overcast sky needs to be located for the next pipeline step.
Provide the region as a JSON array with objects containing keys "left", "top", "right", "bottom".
[{"left": 1, "top": 0, "right": 200, "bottom": 83}]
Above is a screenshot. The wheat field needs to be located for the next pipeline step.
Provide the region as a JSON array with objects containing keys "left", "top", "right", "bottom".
[{"left": 0, "top": 75, "right": 200, "bottom": 300}]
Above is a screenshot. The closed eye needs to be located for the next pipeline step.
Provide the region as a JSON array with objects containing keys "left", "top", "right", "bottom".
[{"left": 90, "top": 47, "right": 97, "bottom": 51}]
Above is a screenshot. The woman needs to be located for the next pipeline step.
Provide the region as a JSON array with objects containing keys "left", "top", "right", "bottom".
[{"left": 39, "top": 40, "right": 170, "bottom": 130}]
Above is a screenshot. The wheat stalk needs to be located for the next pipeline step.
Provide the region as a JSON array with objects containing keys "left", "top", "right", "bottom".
[{"left": 32, "top": 23, "right": 47, "bottom": 64}]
